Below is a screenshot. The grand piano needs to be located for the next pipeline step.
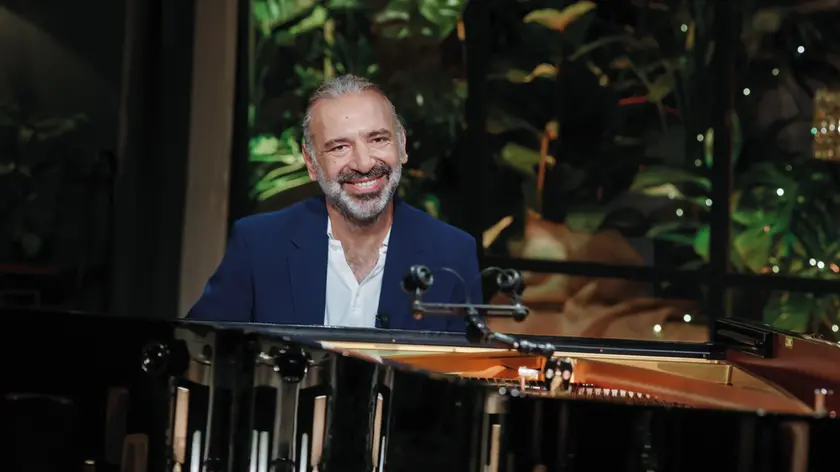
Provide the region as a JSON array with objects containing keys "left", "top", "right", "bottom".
[{"left": 3, "top": 306, "right": 839, "bottom": 472}]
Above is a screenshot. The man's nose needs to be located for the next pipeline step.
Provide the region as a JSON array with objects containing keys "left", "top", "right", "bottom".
[{"left": 350, "top": 144, "right": 375, "bottom": 173}]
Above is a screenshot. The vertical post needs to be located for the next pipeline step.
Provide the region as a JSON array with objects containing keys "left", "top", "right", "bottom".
[
  {"left": 112, "top": 0, "right": 196, "bottom": 320},
  {"left": 178, "top": 0, "right": 240, "bottom": 317},
  {"left": 112, "top": 0, "right": 239, "bottom": 319},
  {"left": 707, "top": 0, "right": 739, "bottom": 332},
  {"left": 228, "top": 0, "right": 254, "bottom": 226},
  {"left": 461, "top": 0, "right": 492, "bottom": 271}
]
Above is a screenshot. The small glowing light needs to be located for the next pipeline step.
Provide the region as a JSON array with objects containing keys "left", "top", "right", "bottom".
[
  {"left": 743, "top": 88, "right": 751, "bottom": 96},
  {"left": 809, "top": 258, "right": 817, "bottom": 266},
  {"left": 772, "top": 265, "right": 780, "bottom": 273},
  {"left": 797, "top": 45, "right": 805, "bottom": 54},
  {"left": 683, "top": 314, "right": 692, "bottom": 322},
  {"left": 694, "top": 159, "right": 702, "bottom": 167},
  {"left": 680, "top": 24, "right": 688, "bottom": 32},
  {"left": 676, "top": 208, "right": 684, "bottom": 217},
  {"left": 696, "top": 134, "right": 704, "bottom": 142},
  {"left": 776, "top": 188, "right": 784, "bottom": 196},
  {"left": 832, "top": 324, "right": 838, "bottom": 333},
  {"left": 771, "top": 68, "right": 780, "bottom": 76},
  {"left": 653, "top": 324, "right": 662, "bottom": 333},
  {"left": 705, "top": 198, "right": 712, "bottom": 206},
  {"left": 817, "top": 261, "right": 825, "bottom": 269}
]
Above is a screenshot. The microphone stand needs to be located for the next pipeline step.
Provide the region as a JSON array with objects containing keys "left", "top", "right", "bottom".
[{"left": 403, "top": 265, "right": 574, "bottom": 392}]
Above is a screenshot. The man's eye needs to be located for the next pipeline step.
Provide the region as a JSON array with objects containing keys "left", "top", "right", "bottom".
[
  {"left": 330, "top": 145, "right": 348, "bottom": 152},
  {"left": 372, "top": 137, "right": 388, "bottom": 143}
]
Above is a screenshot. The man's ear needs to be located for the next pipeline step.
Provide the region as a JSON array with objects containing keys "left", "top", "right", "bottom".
[
  {"left": 399, "top": 127, "right": 408, "bottom": 164},
  {"left": 302, "top": 145, "right": 318, "bottom": 181}
]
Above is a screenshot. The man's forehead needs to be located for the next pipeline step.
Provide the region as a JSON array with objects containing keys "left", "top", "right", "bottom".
[{"left": 311, "top": 91, "right": 392, "bottom": 128}]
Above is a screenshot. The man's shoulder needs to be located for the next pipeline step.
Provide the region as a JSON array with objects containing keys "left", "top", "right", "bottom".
[
  {"left": 400, "top": 202, "right": 475, "bottom": 246},
  {"left": 232, "top": 197, "right": 322, "bottom": 234}
]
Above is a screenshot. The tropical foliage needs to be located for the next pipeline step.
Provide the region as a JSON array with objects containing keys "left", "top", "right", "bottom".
[{"left": 249, "top": 0, "right": 468, "bottom": 218}]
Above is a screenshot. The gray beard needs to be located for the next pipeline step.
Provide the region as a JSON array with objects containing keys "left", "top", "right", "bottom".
[{"left": 314, "top": 160, "right": 402, "bottom": 226}]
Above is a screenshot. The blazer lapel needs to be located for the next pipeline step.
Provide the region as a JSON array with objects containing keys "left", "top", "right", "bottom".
[
  {"left": 378, "top": 198, "right": 425, "bottom": 329},
  {"left": 288, "top": 197, "right": 329, "bottom": 325}
]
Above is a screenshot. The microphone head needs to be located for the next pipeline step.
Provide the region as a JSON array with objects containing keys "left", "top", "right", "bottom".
[
  {"left": 402, "top": 265, "right": 434, "bottom": 293},
  {"left": 496, "top": 269, "right": 524, "bottom": 296}
]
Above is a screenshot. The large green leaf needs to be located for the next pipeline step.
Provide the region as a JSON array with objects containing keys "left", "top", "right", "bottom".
[
  {"left": 733, "top": 226, "right": 775, "bottom": 273},
  {"left": 256, "top": 170, "right": 312, "bottom": 201},
  {"left": 763, "top": 292, "right": 812, "bottom": 333},
  {"left": 418, "top": 0, "right": 465, "bottom": 36},
  {"left": 253, "top": 0, "right": 317, "bottom": 34},
  {"left": 500, "top": 143, "right": 543, "bottom": 177},
  {"left": 486, "top": 108, "right": 540, "bottom": 136},
  {"left": 693, "top": 225, "right": 710, "bottom": 261},
  {"left": 565, "top": 206, "right": 607, "bottom": 233},
  {"left": 523, "top": 2, "right": 596, "bottom": 32},
  {"left": 374, "top": 0, "right": 465, "bottom": 39},
  {"left": 630, "top": 166, "right": 711, "bottom": 192},
  {"left": 646, "top": 220, "right": 702, "bottom": 245}
]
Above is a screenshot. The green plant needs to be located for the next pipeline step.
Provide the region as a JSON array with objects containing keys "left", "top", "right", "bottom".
[
  {"left": 0, "top": 103, "right": 88, "bottom": 260},
  {"left": 248, "top": 0, "right": 468, "bottom": 219},
  {"left": 482, "top": 0, "right": 840, "bottom": 339}
]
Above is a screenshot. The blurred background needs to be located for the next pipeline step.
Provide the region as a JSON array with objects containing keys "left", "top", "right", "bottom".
[{"left": 2, "top": 0, "right": 840, "bottom": 344}]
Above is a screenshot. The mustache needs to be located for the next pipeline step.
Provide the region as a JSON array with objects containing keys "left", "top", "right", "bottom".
[{"left": 337, "top": 163, "right": 392, "bottom": 183}]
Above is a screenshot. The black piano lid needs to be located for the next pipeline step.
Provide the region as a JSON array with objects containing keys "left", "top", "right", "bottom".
[
  {"left": 1, "top": 306, "right": 719, "bottom": 359},
  {"left": 203, "top": 321, "right": 721, "bottom": 359},
  {"left": 17, "top": 306, "right": 830, "bottom": 361}
]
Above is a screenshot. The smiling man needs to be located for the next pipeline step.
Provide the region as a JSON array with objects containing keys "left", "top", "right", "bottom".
[{"left": 188, "top": 74, "right": 482, "bottom": 331}]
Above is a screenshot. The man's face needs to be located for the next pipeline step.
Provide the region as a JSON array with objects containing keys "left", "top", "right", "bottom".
[{"left": 305, "top": 91, "right": 406, "bottom": 224}]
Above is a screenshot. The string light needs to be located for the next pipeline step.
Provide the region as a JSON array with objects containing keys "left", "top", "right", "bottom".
[
  {"left": 797, "top": 45, "right": 805, "bottom": 54},
  {"left": 683, "top": 314, "right": 692, "bottom": 322},
  {"left": 743, "top": 88, "right": 751, "bottom": 96}
]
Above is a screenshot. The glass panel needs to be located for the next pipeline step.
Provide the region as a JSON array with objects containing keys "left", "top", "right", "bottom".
[
  {"left": 0, "top": 2, "right": 122, "bottom": 311},
  {"left": 730, "top": 288, "right": 840, "bottom": 343},
  {"left": 723, "top": 3, "right": 840, "bottom": 285},
  {"left": 486, "top": 272, "right": 709, "bottom": 343},
  {"left": 247, "top": 0, "right": 469, "bottom": 220},
  {"left": 481, "top": 0, "right": 709, "bottom": 271}
]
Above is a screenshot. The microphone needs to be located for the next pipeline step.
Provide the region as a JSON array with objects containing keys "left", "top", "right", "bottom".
[
  {"left": 401, "top": 265, "right": 434, "bottom": 293},
  {"left": 402, "top": 265, "right": 434, "bottom": 320}
]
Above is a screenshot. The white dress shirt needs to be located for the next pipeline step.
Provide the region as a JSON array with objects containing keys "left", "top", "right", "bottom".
[{"left": 324, "top": 218, "right": 391, "bottom": 327}]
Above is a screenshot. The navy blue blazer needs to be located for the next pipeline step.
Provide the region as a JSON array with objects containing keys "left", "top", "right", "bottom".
[{"left": 188, "top": 196, "right": 482, "bottom": 331}]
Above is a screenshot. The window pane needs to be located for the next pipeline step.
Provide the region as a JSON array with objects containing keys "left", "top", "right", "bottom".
[
  {"left": 487, "top": 272, "right": 708, "bottom": 343},
  {"left": 246, "top": 0, "right": 469, "bottom": 221},
  {"left": 480, "top": 0, "right": 708, "bottom": 273},
  {"left": 727, "top": 3, "right": 840, "bottom": 283},
  {"left": 729, "top": 287, "right": 840, "bottom": 343}
]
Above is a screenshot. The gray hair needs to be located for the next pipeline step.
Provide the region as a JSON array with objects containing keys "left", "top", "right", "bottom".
[{"left": 301, "top": 74, "right": 404, "bottom": 156}]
